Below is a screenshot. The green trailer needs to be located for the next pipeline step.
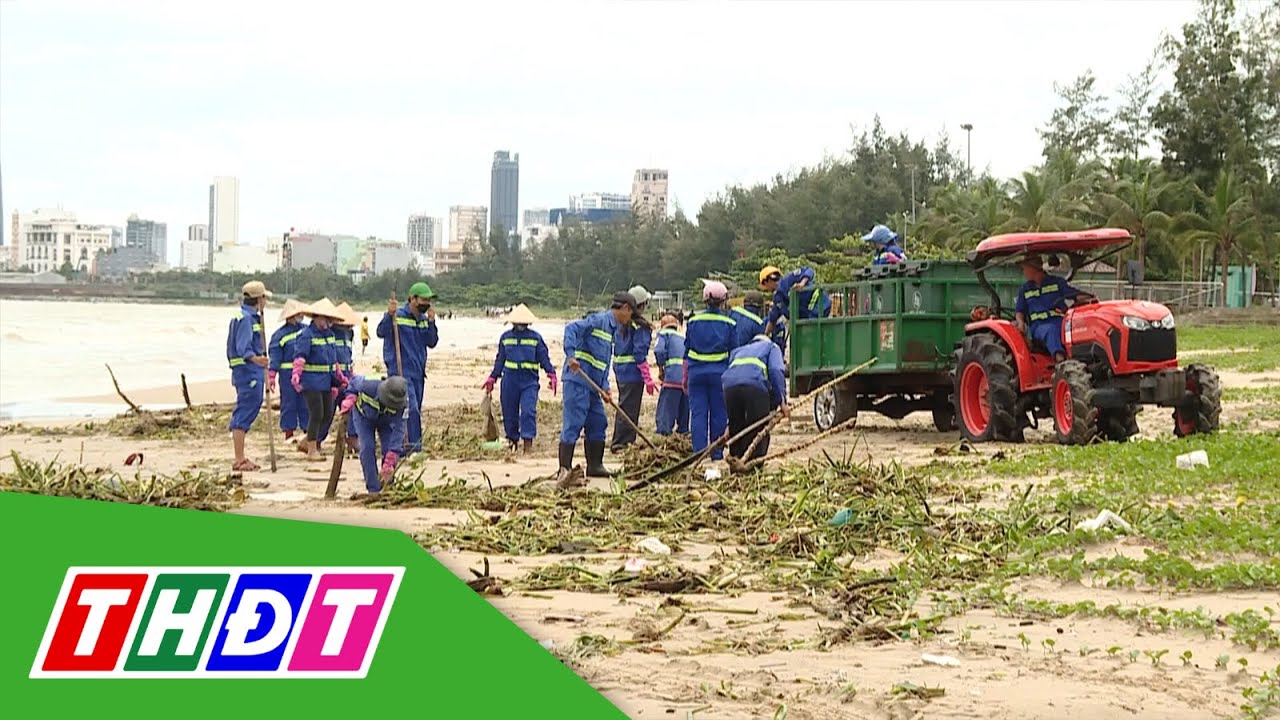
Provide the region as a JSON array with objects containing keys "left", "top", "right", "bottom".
[{"left": 788, "top": 260, "right": 1025, "bottom": 431}]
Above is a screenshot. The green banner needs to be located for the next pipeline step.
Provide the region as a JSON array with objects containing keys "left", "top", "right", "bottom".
[{"left": 0, "top": 491, "right": 625, "bottom": 717}]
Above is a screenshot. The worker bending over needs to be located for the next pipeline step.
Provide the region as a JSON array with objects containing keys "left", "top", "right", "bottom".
[
  {"left": 760, "top": 265, "right": 830, "bottom": 339},
  {"left": 611, "top": 285, "right": 655, "bottom": 452},
  {"left": 482, "top": 304, "right": 558, "bottom": 453},
  {"left": 653, "top": 311, "right": 690, "bottom": 436},
  {"left": 267, "top": 298, "right": 309, "bottom": 441},
  {"left": 723, "top": 334, "right": 789, "bottom": 460},
  {"left": 377, "top": 282, "right": 438, "bottom": 454},
  {"left": 685, "top": 281, "right": 736, "bottom": 460},
  {"left": 558, "top": 291, "right": 636, "bottom": 484},
  {"left": 226, "top": 280, "right": 273, "bottom": 472},
  {"left": 863, "top": 224, "right": 907, "bottom": 265},
  {"left": 337, "top": 375, "right": 409, "bottom": 495},
  {"left": 1016, "top": 255, "right": 1094, "bottom": 362}
]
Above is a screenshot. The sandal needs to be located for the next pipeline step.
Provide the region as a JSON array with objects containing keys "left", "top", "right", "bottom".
[{"left": 232, "top": 459, "right": 261, "bottom": 472}]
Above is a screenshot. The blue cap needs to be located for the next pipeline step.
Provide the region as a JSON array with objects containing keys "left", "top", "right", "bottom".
[{"left": 862, "top": 224, "right": 896, "bottom": 244}]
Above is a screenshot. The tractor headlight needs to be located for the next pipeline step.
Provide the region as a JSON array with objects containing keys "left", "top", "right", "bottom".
[
  {"left": 1157, "top": 313, "right": 1176, "bottom": 329},
  {"left": 1122, "top": 316, "right": 1151, "bottom": 331}
]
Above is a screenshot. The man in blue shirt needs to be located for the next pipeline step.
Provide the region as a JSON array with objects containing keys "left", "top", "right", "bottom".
[
  {"left": 226, "top": 280, "right": 272, "bottom": 472},
  {"left": 722, "top": 334, "right": 789, "bottom": 460},
  {"left": 1015, "top": 255, "right": 1094, "bottom": 362},
  {"left": 863, "top": 224, "right": 907, "bottom": 265},
  {"left": 761, "top": 265, "right": 830, "bottom": 337},
  {"left": 376, "top": 282, "right": 439, "bottom": 454},
  {"left": 731, "top": 291, "right": 766, "bottom": 348}
]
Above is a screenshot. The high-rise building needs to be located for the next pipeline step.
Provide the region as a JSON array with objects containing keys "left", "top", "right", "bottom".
[
  {"left": 569, "top": 192, "right": 631, "bottom": 212},
  {"left": 207, "top": 176, "right": 240, "bottom": 259},
  {"left": 631, "top": 169, "right": 669, "bottom": 218},
  {"left": 13, "top": 208, "right": 114, "bottom": 274},
  {"left": 522, "top": 208, "right": 550, "bottom": 229},
  {"left": 188, "top": 224, "right": 208, "bottom": 246},
  {"left": 489, "top": 151, "right": 519, "bottom": 236},
  {"left": 406, "top": 214, "right": 443, "bottom": 254},
  {"left": 180, "top": 240, "right": 209, "bottom": 271},
  {"left": 448, "top": 205, "right": 488, "bottom": 250},
  {"left": 125, "top": 214, "right": 168, "bottom": 265}
]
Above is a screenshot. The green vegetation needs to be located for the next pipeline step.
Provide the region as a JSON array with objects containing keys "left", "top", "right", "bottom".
[{"left": 1178, "top": 323, "right": 1280, "bottom": 372}]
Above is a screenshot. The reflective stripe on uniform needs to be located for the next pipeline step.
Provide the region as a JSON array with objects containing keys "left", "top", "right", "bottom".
[
  {"left": 731, "top": 307, "right": 763, "bottom": 324},
  {"left": 252, "top": 324, "right": 262, "bottom": 332},
  {"left": 690, "top": 313, "right": 734, "bottom": 325},
  {"left": 590, "top": 329, "right": 614, "bottom": 343},
  {"left": 395, "top": 317, "right": 429, "bottom": 328},
  {"left": 730, "top": 356, "right": 767, "bottom": 375},
  {"left": 358, "top": 392, "right": 382, "bottom": 412},
  {"left": 808, "top": 291, "right": 821, "bottom": 310},
  {"left": 279, "top": 330, "right": 302, "bottom": 347},
  {"left": 303, "top": 363, "right": 332, "bottom": 372},
  {"left": 504, "top": 361, "right": 541, "bottom": 370},
  {"left": 614, "top": 354, "right": 635, "bottom": 363},
  {"left": 664, "top": 358, "right": 682, "bottom": 367},
  {"left": 1028, "top": 310, "right": 1063, "bottom": 321},
  {"left": 503, "top": 338, "right": 539, "bottom": 346},
  {"left": 1024, "top": 288, "right": 1040, "bottom": 299},
  {"left": 228, "top": 358, "right": 246, "bottom": 367},
  {"left": 574, "top": 350, "right": 608, "bottom": 371},
  {"left": 688, "top": 350, "right": 729, "bottom": 362}
]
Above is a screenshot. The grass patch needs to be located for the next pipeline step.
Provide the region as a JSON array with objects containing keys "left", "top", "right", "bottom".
[{"left": 1178, "top": 324, "right": 1280, "bottom": 372}]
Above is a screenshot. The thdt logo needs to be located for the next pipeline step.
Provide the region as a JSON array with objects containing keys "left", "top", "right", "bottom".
[{"left": 31, "top": 566, "right": 404, "bottom": 678}]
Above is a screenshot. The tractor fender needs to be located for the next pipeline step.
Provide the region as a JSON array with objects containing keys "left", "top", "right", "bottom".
[{"left": 962, "top": 319, "right": 1054, "bottom": 392}]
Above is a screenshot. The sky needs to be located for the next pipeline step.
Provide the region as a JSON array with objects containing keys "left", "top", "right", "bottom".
[{"left": 0, "top": 0, "right": 1204, "bottom": 266}]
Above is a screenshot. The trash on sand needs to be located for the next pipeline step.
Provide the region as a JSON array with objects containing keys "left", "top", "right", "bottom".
[
  {"left": 479, "top": 393, "right": 500, "bottom": 441},
  {"left": 828, "top": 508, "right": 853, "bottom": 527},
  {"left": 636, "top": 537, "right": 672, "bottom": 555},
  {"left": 479, "top": 439, "right": 506, "bottom": 451},
  {"left": 921, "top": 654, "right": 961, "bottom": 667},
  {"left": 624, "top": 557, "right": 649, "bottom": 573},
  {"left": 1075, "top": 509, "right": 1133, "bottom": 533},
  {"left": 248, "top": 490, "right": 311, "bottom": 503},
  {"left": 538, "top": 639, "right": 555, "bottom": 651},
  {"left": 704, "top": 467, "right": 722, "bottom": 481},
  {"left": 1175, "top": 450, "right": 1209, "bottom": 470}
]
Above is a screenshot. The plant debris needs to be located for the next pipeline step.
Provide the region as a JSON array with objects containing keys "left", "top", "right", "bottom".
[{"left": 1, "top": 452, "right": 243, "bottom": 511}]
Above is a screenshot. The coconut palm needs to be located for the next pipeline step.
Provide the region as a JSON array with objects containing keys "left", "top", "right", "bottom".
[
  {"left": 1174, "top": 169, "right": 1259, "bottom": 304},
  {"left": 999, "top": 153, "right": 1101, "bottom": 233},
  {"left": 1093, "top": 162, "right": 1182, "bottom": 277}
]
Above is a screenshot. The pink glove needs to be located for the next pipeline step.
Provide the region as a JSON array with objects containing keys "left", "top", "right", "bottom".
[
  {"left": 482, "top": 376, "right": 496, "bottom": 393},
  {"left": 340, "top": 394, "right": 356, "bottom": 414},
  {"left": 291, "top": 357, "right": 304, "bottom": 392},
  {"left": 547, "top": 373, "right": 558, "bottom": 396},
  {"left": 638, "top": 362, "right": 657, "bottom": 395},
  {"left": 682, "top": 360, "right": 689, "bottom": 394},
  {"left": 380, "top": 452, "right": 399, "bottom": 481},
  {"left": 267, "top": 369, "right": 277, "bottom": 392}
]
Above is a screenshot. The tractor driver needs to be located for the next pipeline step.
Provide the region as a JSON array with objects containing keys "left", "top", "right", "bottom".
[{"left": 1015, "top": 255, "right": 1094, "bottom": 362}]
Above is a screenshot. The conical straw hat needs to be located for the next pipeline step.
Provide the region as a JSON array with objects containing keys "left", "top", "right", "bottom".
[
  {"left": 278, "top": 298, "right": 305, "bottom": 321},
  {"left": 335, "top": 302, "right": 358, "bottom": 326},
  {"left": 304, "top": 297, "right": 344, "bottom": 321},
  {"left": 506, "top": 303, "right": 538, "bottom": 325}
]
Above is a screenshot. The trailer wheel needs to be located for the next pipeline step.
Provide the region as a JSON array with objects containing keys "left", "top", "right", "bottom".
[
  {"left": 931, "top": 391, "right": 957, "bottom": 432},
  {"left": 954, "top": 333, "right": 1019, "bottom": 442},
  {"left": 1100, "top": 404, "right": 1140, "bottom": 442},
  {"left": 1173, "top": 364, "right": 1222, "bottom": 437},
  {"left": 1052, "top": 360, "right": 1099, "bottom": 445},
  {"left": 813, "top": 385, "right": 857, "bottom": 432}
]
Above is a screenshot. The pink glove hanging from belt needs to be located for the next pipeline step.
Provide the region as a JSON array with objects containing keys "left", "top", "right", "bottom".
[
  {"left": 339, "top": 394, "right": 357, "bottom": 414},
  {"left": 547, "top": 373, "right": 558, "bottom": 396},
  {"left": 638, "top": 362, "right": 657, "bottom": 395},
  {"left": 291, "top": 357, "right": 305, "bottom": 392},
  {"left": 380, "top": 451, "right": 399, "bottom": 480},
  {"left": 267, "top": 369, "right": 277, "bottom": 390}
]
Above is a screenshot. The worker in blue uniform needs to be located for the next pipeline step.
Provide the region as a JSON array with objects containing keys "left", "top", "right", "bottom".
[
  {"left": 226, "top": 280, "right": 273, "bottom": 472},
  {"left": 862, "top": 224, "right": 907, "bottom": 265},
  {"left": 684, "top": 280, "right": 736, "bottom": 460},
  {"left": 337, "top": 374, "right": 408, "bottom": 495},
  {"left": 377, "top": 282, "right": 439, "bottom": 455},
  {"left": 610, "top": 285, "right": 655, "bottom": 452},
  {"left": 731, "top": 290, "right": 767, "bottom": 348},
  {"left": 482, "top": 304, "right": 558, "bottom": 453},
  {"left": 653, "top": 311, "right": 689, "bottom": 436},
  {"left": 723, "top": 334, "right": 790, "bottom": 461},
  {"left": 291, "top": 298, "right": 347, "bottom": 461},
  {"left": 760, "top": 265, "right": 830, "bottom": 339},
  {"left": 558, "top": 291, "right": 637, "bottom": 485},
  {"left": 1015, "top": 255, "right": 1094, "bottom": 362},
  {"left": 321, "top": 302, "right": 359, "bottom": 455},
  {"left": 267, "top": 298, "right": 310, "bottom": 442}
]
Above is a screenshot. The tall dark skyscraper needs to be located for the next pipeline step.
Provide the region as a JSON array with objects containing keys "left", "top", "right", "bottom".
[{"left": 489, "top": 151, "right": 519, "bottom": 237}]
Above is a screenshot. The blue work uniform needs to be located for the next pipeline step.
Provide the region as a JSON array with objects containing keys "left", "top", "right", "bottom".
[
  {"left": 490, "top": 327, "right": 555, "bottom": 442},
  {"left": 766, "top": 267, "right": 831, "bottom": 329},
  {"left": 731, "top": 304, "right": 766, "bottom": 349},
  {"left": 1016, "top": 274, "right": 1081, "bottom": 357},
  {"left": 653, "top": 327, "right": 689, "bottom": 435},
  {"left": 333, "top": 326, "right": 354, "bottom": 374},
  {"left": 293, "top": 324, "right": 339, "bottom": 392},
  {"left": 873, "top": 243, "right": 907, "bottom": 265},
  {"left": 268, "top": 320, "right": 310, "bottom": 434},
  {"left": 340, "top": 375, "right": 406, "bottom": 494},
  {"left": 560, "top": 310, "right": 617, "bottom": 445},
  {"left": 613, "top": 322, "right": 653, "bottom": 385},
  {"left": 684, "top": 306, "right": 736, "bottom": 458},
  {"left": 377, "top": 307, "right": 439, "bottom": 453},
  {"left": 770, "top": 317, "right": 788, "bottom": 354},
  {"left": 226, "top": 303, "right": 265, "bottom": 432},
  {"left": 723, "top": 338, "right": 788, "bottom": 408}
]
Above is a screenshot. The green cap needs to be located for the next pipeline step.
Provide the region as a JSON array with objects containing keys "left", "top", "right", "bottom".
[{"left": 408, "top": 282, "right": 435, "bottom": 299}]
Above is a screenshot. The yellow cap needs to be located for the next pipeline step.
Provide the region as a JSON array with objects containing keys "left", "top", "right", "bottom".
[{"left": 759, "top": 266, "right": 782, "bottom": 285}]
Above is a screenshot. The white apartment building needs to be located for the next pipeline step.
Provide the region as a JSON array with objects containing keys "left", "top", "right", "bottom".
[
  {"left": 180, "top": 240, "right": 210, "bottom": 271},
  {"left": 13, "top": 208, "right": 113, "bottom": 274},
  {"left": 210, "top": 242, "right": 280, "bottom": 274},
  {"left": 631, "top": 169, "right": 669, "bottom": 217},
  {"left": 188, "top": 224, "right": 208, "bottom": 245},
  {"left": 208, "top": 176, "right": 240, "bottom": 256},
  {"left": 569, "top": 192, "right": 631, "bottom": 212},
  {"left": 448, "top": 205, "right": 487, "bottom": 250},
  {"left": 523, "top": 208, "right": 550, "bottom": 229},
  {"left": 406, "top": 214, "right": 444, "bottom": 254},
  {"left": 522, "top": 223, "right": 559, "bottom": 251}
]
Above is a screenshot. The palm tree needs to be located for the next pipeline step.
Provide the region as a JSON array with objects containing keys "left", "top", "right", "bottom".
[
  {"left": 999, "top": 153, "right": 1101, "bottom": 233},
  {"left": 1175, "top": 169, "right": 1258, "bottom": 305},
  {"left": 1093, "top": 162, "right": 1181, "bottom": 277}
]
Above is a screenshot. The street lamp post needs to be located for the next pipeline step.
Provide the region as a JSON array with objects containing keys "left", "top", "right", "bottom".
[{"left": 960, "top": 123, "right": 974, "bottom": 185}]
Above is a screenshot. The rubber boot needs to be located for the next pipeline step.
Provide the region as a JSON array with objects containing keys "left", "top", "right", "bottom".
[
  {"left": 585, "top": 441, "right": 614, "bottom": 478},
  {"left": 558, "top": 442, "right": 574, "bottom": 472},
  {"left": 522, "top": 439, "right": 534, "bottom": 454}
]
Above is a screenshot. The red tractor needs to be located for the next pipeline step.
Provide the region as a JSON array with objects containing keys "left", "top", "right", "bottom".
[{"left": 953, "top": 229, "right": 1222, "bottom": 445}]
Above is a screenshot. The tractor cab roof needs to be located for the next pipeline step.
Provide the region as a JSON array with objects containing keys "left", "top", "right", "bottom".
[{"left": 969, "top": 229, "right": 1132, "bottom": 268}]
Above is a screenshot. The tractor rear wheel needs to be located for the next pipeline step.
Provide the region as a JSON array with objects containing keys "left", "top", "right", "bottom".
[
  {"left": 1173, "top": 364, "right": 1222, "bottom": 437},
  {"left": 813, "top": 384, "right": 857, "bottom": 432},
  {"left": 954, "top": 333, "right": 1019, "bottom": 443},
  {"left": 1052, "top": 360, "right": 1099, "bottom": 445}
]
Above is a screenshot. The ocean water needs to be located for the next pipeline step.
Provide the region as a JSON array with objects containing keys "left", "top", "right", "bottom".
[{"left": 0, "top": 299, "right": 564, "bottom": 420}]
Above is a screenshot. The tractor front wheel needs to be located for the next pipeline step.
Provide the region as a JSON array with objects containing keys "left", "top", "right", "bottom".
[
  {"left": 954, "top": 333, "right": 1019, "bottom": 443},
  {"left": 1052, "top": 360, "right": 1099, "bottom": 445},
  {"left": 1173, "top": 364, "right": 1222, "bottom": 437}
]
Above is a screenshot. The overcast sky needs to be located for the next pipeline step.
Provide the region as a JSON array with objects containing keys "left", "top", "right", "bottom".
[{"left": 1, "top": 0, "right": 1203, "bottom": 264}]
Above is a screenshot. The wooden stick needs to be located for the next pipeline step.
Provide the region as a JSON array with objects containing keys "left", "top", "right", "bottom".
[
  {"left": 325, "top": 413, "right": 347, "bottom": 499},
  {"left": 105, "top": 364, "right": 142, "bottom": 414},
  {"left": 390, "top": 292, "right": 404, "bottom": 377},
  {"left": 261, "top": 313, "right": 278, "bottom": 473},
  {"left": 745, "top": 416, "right": 859, "bottom": 469},
  {"left": 180, "top": 373, "right": 193, "bottom": 410},
  {"left": 572, "top": 366, "right": 656, "bottom": 449}
]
